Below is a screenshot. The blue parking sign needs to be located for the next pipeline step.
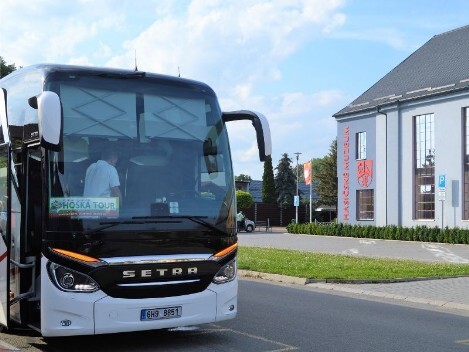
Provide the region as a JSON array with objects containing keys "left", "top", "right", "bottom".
[{"left": 438, "top": 174, "right": 446, "bottom": 188}]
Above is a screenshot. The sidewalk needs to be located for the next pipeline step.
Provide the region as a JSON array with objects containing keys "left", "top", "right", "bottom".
[{"left": 238, "top": 228, "right": 469, "bottom": 313}]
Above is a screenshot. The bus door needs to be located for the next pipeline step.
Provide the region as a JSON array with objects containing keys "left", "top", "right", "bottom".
[
  {"left": 8, "top": 149, "right": 38, "bottom": 327},
  {"left": 0, "top": 144, "right": 9, "bottom": 327}
]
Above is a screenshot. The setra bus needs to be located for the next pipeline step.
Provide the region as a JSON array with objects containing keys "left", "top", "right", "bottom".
[{"left": 0, "top": 64, "right": 271, "bottom": 336}]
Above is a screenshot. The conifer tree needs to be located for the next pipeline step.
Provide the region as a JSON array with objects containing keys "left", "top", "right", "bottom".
[
  {"left": 262, "top": 155, "right": 276, "bottom": 203},
  {"left": 274, "top": 153, "right": 296, "bottom": 208}
]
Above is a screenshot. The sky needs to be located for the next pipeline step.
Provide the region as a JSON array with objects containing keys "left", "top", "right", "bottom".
[{"left": 1, "top": 0, "right": 469, "bottom": 180}]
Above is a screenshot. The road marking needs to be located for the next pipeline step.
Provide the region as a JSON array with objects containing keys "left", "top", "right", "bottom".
[
  {"left": 421, "top": 244, "right": 469, "bottom": 263},
  {"left": 211, "top": 324, "right": 298, "bottom": 352},
  {"left": 359, "top": 239, "right": 376, "bottom": 245},
  {"left": 342, "top": 248, "right": 359, "bottom": 255}
]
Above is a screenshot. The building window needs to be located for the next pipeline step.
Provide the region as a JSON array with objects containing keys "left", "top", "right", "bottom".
[
  {"left": 464, "top": 108, "right": 469, "bottom": 220},
  {"left": 356, "top": 132, "right": 366, "bottom": 159},
  {"left": 414, "top": 113, "right": 435, "bottom": 220},
  {"left": 357, "top": 189, "right": 374, "bottom": 220}
]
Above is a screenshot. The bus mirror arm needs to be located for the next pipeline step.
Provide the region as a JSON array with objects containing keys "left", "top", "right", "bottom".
[
  {"left": 29, "top": 91, "right": 62, "bottom": 151},
  {"left": 0, "top": 89, "right": 10, "bottom": 144},
  {"left": 222, "top": 110, "right": 272, "bottom": 161}
]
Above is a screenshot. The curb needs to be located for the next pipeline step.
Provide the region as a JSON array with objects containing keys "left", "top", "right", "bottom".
[
  {"left": 239, "top": 270, "right": 307, "bottom": 286},
  {"left": 305, "top": 275, "right": 469, "bottom": 285},
  {"left": 238, "top": 270, "right": 469, "bottom": 312},
  {"left": 239, "top": 270, "right": 465, "bottom": 285}
]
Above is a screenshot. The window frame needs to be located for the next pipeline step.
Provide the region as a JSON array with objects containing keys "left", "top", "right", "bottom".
[
  {"left": 356, "top": 131, "right": 366, "bottom": 160},
  {"left": 414, "top": 113, "right": 435, "bottom": 220},
  {"left": 463, "top": 108, "right": 469, "bottom": 220},
  {"left": 356, "top": 189, "right": 374, "bottom": 221}
]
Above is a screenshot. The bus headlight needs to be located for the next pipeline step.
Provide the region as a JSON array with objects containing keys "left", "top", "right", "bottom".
[
  {"left": 48, "top": 262, "right": 99, "bottom": 292},
  {"left": 213, "top": 259, "right": 237, "bottom": 284}
]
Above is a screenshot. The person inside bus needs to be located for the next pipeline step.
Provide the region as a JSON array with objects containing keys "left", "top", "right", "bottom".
[{"left": 83, "top": 148, "right": 122, "bottom": 203}]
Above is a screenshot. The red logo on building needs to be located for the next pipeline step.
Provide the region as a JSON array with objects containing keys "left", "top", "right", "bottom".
[{"left": 357, "top": 160, "right": 373, "bottom": 188}]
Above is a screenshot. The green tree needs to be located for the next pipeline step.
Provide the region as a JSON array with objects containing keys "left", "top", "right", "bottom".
[
  {"left": 311, "top": 157, "right": 323, "bottom": 183},
  {"left": 292, "top": 163, "right": 304, "bottom": 183},
  {"left": 262, "top": 155, "right": 276, "bottom": 203},
  {"left": 274, "top": 153, "right": 296, "bottom": 208},
  {"left": 235, "top": 174, "right": 252, "bottom": 182},
  {"left": 315, "top": 139, "right": 338, "bottom": 208},
  {"left": 236, "top": 190, "right": 253, "bottom": 209},
  {"left": 0, "top": 56, "right": 18, "bottom": 78}
]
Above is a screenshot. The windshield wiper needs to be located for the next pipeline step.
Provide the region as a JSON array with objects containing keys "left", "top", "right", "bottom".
[
  {"left": 73, "top": 216, "right": 227, "bottom": 239},
  {"left": 132, "top": 215, "right": 227, "bottom": 234},
  {"left": 73, "top": 219, "right": 158, "bottom": 238}
]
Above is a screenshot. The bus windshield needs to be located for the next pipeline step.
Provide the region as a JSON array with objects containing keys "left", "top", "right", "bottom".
[{"left": 45, "top": 74, "right": 235, "bottom": 234}]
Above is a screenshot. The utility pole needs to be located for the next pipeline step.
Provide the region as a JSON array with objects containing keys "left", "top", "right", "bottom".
[{"left": 294, "top": 152, "right": 302, "bottom": 224}]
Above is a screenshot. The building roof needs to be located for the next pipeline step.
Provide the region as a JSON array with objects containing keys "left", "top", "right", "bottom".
[
  {"left": 249, "top": 180, "right": 318, "bottom": 203},
  {"left": 334, "top": 25, "right": 469, "bottom": 117}
]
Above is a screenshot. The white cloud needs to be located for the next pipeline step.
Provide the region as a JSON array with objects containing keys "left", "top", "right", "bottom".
[
  {"left": 233, "top": 141, "right": 261, "bottom": 162},
  {"left": 1, "top": 0, "right": 347, "bottom": 180},
  {"left": 1, "top": 0, "right": 136, "bottom": 66},
  {"left": 108, "top": 0, "right": 346, "bottom": 92},
  {"left": 226, "top": 87, "right": 347, "bottom": 178},
  {"left": 67, "top": 55, "right": 92, "bottom": 66},
  {"left": 330, "top": 27, "right": 415, "bottom": 51}
]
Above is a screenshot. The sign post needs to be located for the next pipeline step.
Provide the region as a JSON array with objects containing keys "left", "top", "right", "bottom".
[
  {"left": 438, "top": 174, "right": 446, "bottom": 229},
  {"left": 294, "top": 152, "right": 301, "bottom": 223}
]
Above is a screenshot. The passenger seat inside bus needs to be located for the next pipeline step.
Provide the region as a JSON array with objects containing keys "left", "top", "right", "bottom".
[{"left": 125, "top": 155, "right": 165, "bottom": 208}]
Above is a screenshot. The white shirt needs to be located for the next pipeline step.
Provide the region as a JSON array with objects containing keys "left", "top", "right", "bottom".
[{"left": 83, "top": 160, "right": 120, "bottom": 197}]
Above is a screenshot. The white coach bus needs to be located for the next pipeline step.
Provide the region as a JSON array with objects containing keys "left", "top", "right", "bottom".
[{"left": 0, "top": 64, "right": 271, "bottom": 336}]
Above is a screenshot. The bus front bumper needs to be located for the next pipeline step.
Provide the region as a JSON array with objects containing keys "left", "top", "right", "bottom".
[{"left": 41, "top": 259, "right": 237, "bottom": 337}]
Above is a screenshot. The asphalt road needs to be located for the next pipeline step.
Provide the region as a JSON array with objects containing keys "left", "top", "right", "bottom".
[
  {"left": 1, "top": 279, "right": 469, "bottom": 351},
  {"left": 239, "top": 231, "right": 469, "bottom": 263}
]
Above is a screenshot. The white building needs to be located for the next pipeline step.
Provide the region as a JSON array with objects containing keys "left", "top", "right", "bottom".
[{"left": 334, "top": 25, "right": 469, "bottom": 228}]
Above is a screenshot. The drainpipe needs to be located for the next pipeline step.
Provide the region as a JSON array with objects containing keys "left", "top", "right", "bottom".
[{"left": 377, "top": 105, "right": 387, "bottom": 226}]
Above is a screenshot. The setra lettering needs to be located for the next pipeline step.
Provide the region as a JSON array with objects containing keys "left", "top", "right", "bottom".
[{"left": 122, "top": 267, "right": 198, "bottom": 279}]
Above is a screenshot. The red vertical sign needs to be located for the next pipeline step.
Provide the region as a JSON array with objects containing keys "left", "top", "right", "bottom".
[{"left": 303, "top": 161, "right": 312, "bottom": 185}]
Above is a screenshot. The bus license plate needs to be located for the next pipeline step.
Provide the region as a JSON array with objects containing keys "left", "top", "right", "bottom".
[{"left": 140, "top": 306, "right": 182, "bottom": 321}]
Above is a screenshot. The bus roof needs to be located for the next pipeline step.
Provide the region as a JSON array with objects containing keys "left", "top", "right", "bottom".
[{"left": 1, "top": 63, "right": 216, "bottom": 95}]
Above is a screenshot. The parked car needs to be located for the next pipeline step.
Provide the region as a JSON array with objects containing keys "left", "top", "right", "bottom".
[{"left": 238, "top": 218, "right": 255, "bottom": 232}]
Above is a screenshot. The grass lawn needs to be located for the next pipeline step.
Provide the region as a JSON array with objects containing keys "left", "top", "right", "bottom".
[{"left": 238, "top": 246, "right": 469, "bottom": 280}]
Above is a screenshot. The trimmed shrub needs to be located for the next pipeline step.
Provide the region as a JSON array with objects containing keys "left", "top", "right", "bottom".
[{"left": 287, "top": 223, "right": 469, "bottom": 245}]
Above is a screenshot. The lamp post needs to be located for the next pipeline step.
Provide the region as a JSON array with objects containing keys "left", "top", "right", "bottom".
[{"left": 294, "top": 152, "right": 302, "bottom": 224}]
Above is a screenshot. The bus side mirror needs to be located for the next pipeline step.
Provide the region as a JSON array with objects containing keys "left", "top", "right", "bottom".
[
  {"left": 29, "top": 91, "right": 62, "bottom": 151},
  {"left": 222, "top": 110, "right": 272, "bottom": 161}
]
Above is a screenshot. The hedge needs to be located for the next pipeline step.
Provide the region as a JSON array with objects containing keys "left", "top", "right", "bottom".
[{"left": 286, "top": 223, "right": 469, "bottom": 244}]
